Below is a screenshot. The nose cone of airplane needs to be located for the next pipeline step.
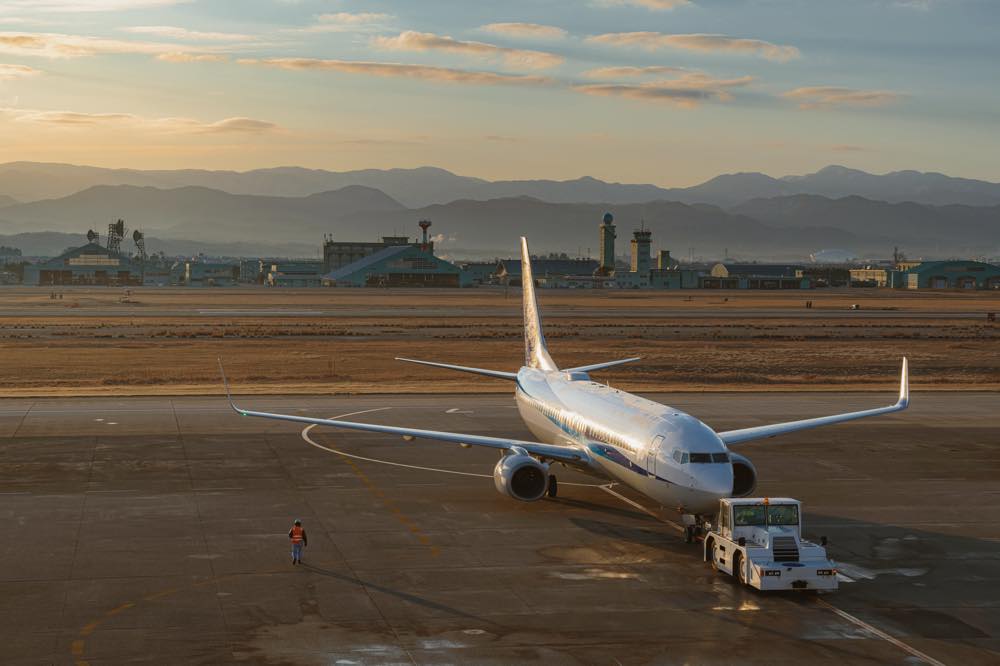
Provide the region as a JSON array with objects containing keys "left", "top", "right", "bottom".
[{"left": 694, "top": 464, "right": 734, "bottom": 498}]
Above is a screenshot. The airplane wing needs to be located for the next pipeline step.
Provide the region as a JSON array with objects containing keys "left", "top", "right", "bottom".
[
  {"left": 219, "top": 361, "right": 585, "bottom": 464},
  {"left": 718, "top": 357, "right": 909, "bottom": 445}
]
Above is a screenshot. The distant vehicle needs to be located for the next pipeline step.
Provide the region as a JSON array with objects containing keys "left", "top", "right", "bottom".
[
  {"left": 221, "top": 237, "right": 909, "bottom": 541},
  {"left": 704, "top": 498, "right": 838, "bottom": 591}
]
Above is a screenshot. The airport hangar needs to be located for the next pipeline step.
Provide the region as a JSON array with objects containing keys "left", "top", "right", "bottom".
[
  {"left": 22, "top": 241, "right": 144, "bottom": 287},
  {"left": 905, "top": 260, "right": 1000, "bottom": 289}
]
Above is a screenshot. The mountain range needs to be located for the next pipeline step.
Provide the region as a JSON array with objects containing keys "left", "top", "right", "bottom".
[
  {"left": 1, "top": 182, "right": 996, "bottom": 260},
  {"left": 2, "top": 162, "right": 1000, "bottom": 208}
]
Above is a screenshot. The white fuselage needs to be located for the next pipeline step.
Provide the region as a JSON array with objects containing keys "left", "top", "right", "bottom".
[{"left": 514, "top": 367, "right": 734, "bottom": 515}]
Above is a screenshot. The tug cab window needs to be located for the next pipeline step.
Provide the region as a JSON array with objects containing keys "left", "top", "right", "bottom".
[
  {"left": 767, "top": 504, "right": 800, "bottom": 526},
  {"left": 733, "top": 504, "right": 767, "bottom": 526}
]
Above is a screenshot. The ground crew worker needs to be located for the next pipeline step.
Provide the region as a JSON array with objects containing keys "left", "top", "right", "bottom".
[{"left": 289, "top": 519, "right": 307, "bottom": 565}]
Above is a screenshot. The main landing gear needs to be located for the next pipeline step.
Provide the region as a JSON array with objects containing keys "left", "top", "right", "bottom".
[{"left": 547, "top": 474, "right": 559, "bottom": 498}]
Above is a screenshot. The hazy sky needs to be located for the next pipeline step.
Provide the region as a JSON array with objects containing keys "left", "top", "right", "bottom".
[{"left": 0, "top": 0, "right": 996, "bottom": 185}]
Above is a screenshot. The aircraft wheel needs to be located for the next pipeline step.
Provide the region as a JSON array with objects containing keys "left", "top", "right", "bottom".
[
  {"left": 547, "top": 474, "right": 558, "bottom": 498},
  {"left": 706, "top": 538, "right": 718, "bottom": 570}
]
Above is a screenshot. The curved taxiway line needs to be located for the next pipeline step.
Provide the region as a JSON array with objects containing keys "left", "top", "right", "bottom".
[{"left": 300, "top": 407, "right": 603, "bottom": 486}]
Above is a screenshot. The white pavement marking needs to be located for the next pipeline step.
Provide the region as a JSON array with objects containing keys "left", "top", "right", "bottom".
[
  {"left": 600, "top": 487, "right": 946, "bottom": 666},
  {"left": 816, "top": 598, "right": 947, "bottom": 666},
  {"left": 301, "top": 408, "right": 492, "bottom": 479},
  {"left": 600, "top": 485, "right": 685, "bottom": 534},
  {"left": 300, "top": 409, "right": 603, "bottom": 486}
]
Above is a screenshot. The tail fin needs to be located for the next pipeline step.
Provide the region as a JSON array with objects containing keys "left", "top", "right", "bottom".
[{"left": 520, "top": 237, "right": 557, "bottom": 371}]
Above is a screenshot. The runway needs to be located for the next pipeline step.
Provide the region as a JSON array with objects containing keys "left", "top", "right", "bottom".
[{"left": 0, "top": 392, "right": 997, "bottom": 664}]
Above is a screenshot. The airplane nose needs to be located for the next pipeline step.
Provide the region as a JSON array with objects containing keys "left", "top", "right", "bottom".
[{"left": 696, "top": 466, "right": 733, "bottom": 497}]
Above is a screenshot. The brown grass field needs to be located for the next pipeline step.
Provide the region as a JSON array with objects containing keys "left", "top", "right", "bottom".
[{"left": 0, "top": 286, "right": 997, "bottom": 396}]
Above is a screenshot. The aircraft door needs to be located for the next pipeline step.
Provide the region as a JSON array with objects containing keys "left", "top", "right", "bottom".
[{"left": 646, "top": 435, "right": 664, "bottom": 478}]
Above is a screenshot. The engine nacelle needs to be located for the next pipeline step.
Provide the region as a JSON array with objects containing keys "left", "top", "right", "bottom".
[
  {"left": 494, "top": 448, "right": 550, "bottom": 502},
  {"left": 730, "top": 453, "right": 758, "bottom": 497}
]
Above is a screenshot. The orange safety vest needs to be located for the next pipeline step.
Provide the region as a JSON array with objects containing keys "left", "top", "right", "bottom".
[{"left": 290, "top": 526, "right": 304, "bottom": 544}]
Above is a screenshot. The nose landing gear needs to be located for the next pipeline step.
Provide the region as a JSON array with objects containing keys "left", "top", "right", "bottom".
[{"left": 682, "top": 514, "right": 710, "bottom": 543}]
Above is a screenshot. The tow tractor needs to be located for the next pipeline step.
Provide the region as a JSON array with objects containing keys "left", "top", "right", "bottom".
[{"left": 703, "top": 497, "right": 838, "bottom": 591}]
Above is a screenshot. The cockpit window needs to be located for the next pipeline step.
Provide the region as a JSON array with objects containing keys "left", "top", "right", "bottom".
[
  {"left": 672, "top": 449, "right": 682, "bottom": 463},
  {"left": 733, "top": 504, "right": 766, "bottom": 526},
  {"left": 711, "top": 453, "right": 729, "bottom": 463},
  {"left": 689, "top": 453, "right": 712, "bottom": 463},
  {"left": 767, "top": 504, "right": 799, "bottom": 526}
]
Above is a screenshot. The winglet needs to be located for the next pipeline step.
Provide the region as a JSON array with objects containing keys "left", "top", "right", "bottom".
[
  {"left": 217, "top": 357, "right": 246, "bottom": 415},
  {"left": 897, "top": 356, "right": 909, "bottom": 408}
]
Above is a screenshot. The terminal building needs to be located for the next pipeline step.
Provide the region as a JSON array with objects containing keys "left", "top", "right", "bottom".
[
  {"left": 495, "top": 257, "right": 600, "bottom": 287},
  {"left": 322, "top": 221, "right": 466, "bottom": 287},
  {"left": 706, "top": 263, "right": 810, "bottom": 289},
  {"left": 265, "top": 261, "right": 325, "bottom": 288}
]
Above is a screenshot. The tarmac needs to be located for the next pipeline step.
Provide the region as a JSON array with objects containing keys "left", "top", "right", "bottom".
[{"left": 1, "top": 392, "right": 997, "bottom": 665}]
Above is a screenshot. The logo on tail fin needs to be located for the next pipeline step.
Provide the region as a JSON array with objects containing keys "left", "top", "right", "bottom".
[{"left": 520, "top": 238, "right": 557, "bottom": 371}]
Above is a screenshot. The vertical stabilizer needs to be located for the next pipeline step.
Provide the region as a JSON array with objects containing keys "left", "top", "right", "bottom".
[{"left": 520, "top": 237, "right": 557, "bottom": 371}]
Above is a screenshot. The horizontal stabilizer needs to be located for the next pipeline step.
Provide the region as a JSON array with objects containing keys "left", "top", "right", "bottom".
[
  {"left": 564, "top": 357, "right": 642, "bottom": 374},
  {"left": 395, "top": 357, "right": 517, "bottom": 381}
]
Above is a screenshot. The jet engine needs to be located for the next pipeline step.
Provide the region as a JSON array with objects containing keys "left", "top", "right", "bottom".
[
  {"left": 494, "top": 447, "right": 550, "bottom": 502},
  {"left": 730, "top": 453, "right": 758, "bottom": 497}
]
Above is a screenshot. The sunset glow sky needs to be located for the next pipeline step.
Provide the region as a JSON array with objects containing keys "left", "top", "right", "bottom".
[{"left": 0, "top": 0, "right": 996, "bottom": 185}]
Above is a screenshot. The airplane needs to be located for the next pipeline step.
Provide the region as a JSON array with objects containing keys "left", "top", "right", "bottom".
[{"left": 221, "top": 237, "right": 909, "bottom": 540}]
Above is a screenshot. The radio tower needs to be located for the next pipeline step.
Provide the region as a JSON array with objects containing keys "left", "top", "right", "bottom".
[{"left": 107, "top": 219, "right": 127, "bottom": 256}]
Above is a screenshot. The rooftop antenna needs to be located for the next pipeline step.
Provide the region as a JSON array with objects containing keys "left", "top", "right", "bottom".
[
  {"left": 133, "top": 229, "right": 147, "bottom": 281},
  {"left": 107, "top": 218, "right": 126, "bottom": 256}
]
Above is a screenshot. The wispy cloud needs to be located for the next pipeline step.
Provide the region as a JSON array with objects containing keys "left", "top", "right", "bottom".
[
  {"left": 478, "top": 23, "right": 567, "bottom": 40},
  {"left": 594, "top": 0, "right": 691, "bottom": 10},
  {"left": 782, "top": 86, "right": 900, "bottom": 109},
  {"left": 293, "top": 12, "right": 393, "bottom": 33},
  {"left": 586, "top": 32, "right": 800, "bottom": 62},
  {"left": 1, "top": 0, "right": 192, "bottom": 12},
  {"left": 156, "top": 52, "right": 227, "bottom": 63},
  {"left": 583, "top": 65, "right": 689, "bottom": 78},
  {"left": 0, "top": 63, "right": 41, "bottom": 80},
  {"left": 372, "top": 31, "right": 564, "bottom": 70},
  {"left": 123, "top": 26, "right": 252, "bottom": 42},
  {"left": 574, "top": 72, "right": 752, "bottom": 107},
  {"left": 0, "top": 31, "right": 175, "bottom": 58},
  {"left": 2, "top": 107, "right": 280, "bottom": 133},
  {"left": 240, "top": 57, "right": 554, "bottom": 87}
]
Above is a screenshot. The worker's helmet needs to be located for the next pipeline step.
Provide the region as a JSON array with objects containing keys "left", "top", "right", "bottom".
[{"left": 294, "top": 519, "right": 302, "bottom": 526}]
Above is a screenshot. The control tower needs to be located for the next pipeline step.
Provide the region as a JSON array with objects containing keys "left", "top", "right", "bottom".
[
  {"left": 631, "top": 225, "right": 652, "bottom": 275},
  {"left": 597, "top": 212, "right": 616, "bottom": 276}
]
